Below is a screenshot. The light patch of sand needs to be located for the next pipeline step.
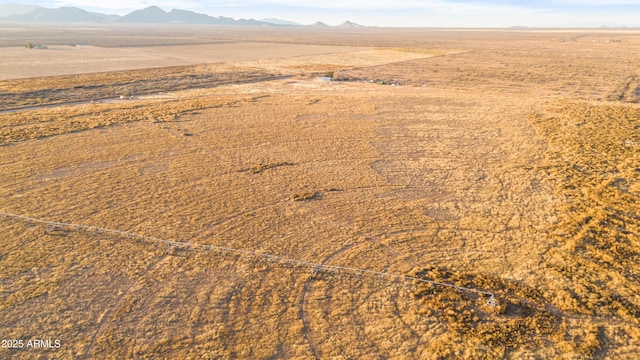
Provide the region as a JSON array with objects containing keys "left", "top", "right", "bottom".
[{"left": 0, "top": 43, "right": 360, "bottom": 80}]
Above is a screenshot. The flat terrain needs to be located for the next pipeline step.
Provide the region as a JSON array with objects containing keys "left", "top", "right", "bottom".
[
  {"left": 1, "top": 25, "right": 639, "bottom": 359},
  {"left": 0, "top": 42, "right": 364, "bottom": 81}
]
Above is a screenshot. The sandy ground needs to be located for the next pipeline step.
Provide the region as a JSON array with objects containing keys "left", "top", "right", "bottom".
[
  {"left": 1, "top": 27, "right": 640, "bottom": 358},
  {"left": 0, "top": 42, "right": 361, "bottom": 80}
]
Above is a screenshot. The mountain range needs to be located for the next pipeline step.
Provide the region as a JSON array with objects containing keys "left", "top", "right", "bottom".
[{"left": 0, "top": 3, "right": 362, "bottom": 27}]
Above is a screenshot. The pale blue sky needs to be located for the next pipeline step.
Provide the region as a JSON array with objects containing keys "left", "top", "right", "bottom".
[{"left": 5, "top": 0, "right": 640, "bottom": 27}]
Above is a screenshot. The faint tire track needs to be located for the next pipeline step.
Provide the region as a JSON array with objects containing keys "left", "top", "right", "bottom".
[
  {"left": 390, "top": 291, "right": 422, "bottom": 350},
  {"left": 299, "top": 242, "right": 359, "bottom": 359},
  {"left": 82, "top": 254, "right": 170, "bottom": 360}
]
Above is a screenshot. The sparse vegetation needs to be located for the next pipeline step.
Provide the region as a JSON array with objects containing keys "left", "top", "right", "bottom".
[
  {"left": 1, "top": 26, "right": 640, "bottom": 359},
  {"left": 0, "top": 65, "right": 281, "bottom": 111},
  {"left": 240, "top": 162, "right": 295, "bottom": 174},
  {"left": 291, "top": 191, "right": 319, "bottom": 201}
]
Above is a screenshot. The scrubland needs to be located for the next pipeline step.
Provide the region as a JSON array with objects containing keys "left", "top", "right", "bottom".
[{"left": 1, "top": 26, "right": 639, "bottom": 359}]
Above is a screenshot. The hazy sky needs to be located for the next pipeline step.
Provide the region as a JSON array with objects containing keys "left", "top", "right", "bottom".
[{"left": 7, "top": 0, "right": 640, "bottom": 27}]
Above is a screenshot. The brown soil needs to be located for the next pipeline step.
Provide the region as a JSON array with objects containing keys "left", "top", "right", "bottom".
[{"left": 1, "top": 26, "right": 639, "bottom": 359}]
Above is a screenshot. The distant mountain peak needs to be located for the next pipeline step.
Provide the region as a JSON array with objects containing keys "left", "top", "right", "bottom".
[
  {"left": 120, "top": 6, "right": 170, "bottom": 23},
  {"left": 338, "top": 20, "right": 364, "bottom": 27}
]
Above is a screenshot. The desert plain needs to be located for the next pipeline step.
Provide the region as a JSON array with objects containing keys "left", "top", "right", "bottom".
[{"left": 1, "top": 24, "right": 640, "bottom": 359}]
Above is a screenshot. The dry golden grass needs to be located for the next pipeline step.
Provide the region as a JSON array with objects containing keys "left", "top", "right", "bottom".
[
  {"left": 529, "top": 101, "right": 640, "bottom": 357},
  {"left": 0, "top": 94, "right": 259, "bottom": 145},
  {"left": 1, "top": 27, "right": 640, "bottom": 359}
]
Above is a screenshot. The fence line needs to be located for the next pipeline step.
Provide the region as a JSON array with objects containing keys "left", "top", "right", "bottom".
[{"left": 0, "top": 211, "right": 497, "bottom": 306}]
